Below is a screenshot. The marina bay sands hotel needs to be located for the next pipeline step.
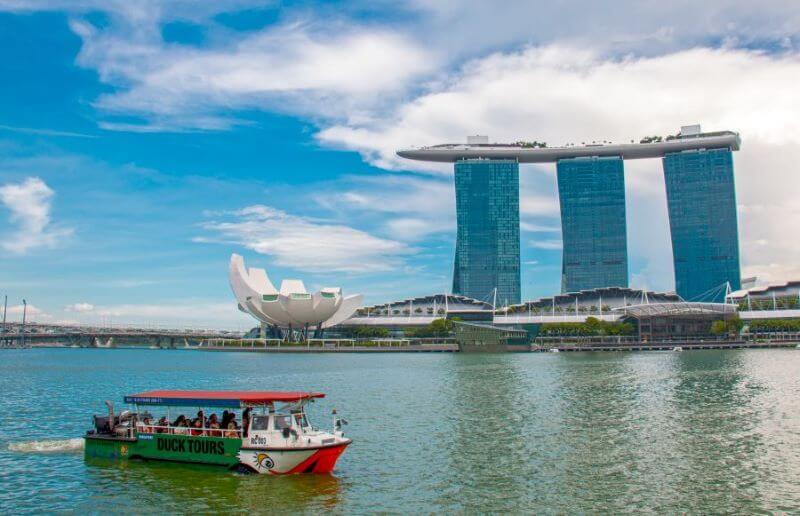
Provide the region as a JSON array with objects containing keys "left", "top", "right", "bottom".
[{"left": 397, "top": 125, "right": 742, "bottom": 305}]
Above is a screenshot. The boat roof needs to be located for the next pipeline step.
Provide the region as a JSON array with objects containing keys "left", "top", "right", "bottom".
[{"left": 124, "top": 390, "right": 325, "bottom": 408}]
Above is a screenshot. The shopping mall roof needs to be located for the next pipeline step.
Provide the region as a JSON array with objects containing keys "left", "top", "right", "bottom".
[
  {"left": 614, "top": 302, "right": 737, "bottom": 318},
  {"left": 727, "top": 280, "right": 800, "bottom": 299},
  {"left": 397, "top": 131, "right": 740, "bottom": 163},
  {"left": 501, "top": 287, "right": 680, "bottom": 312}
]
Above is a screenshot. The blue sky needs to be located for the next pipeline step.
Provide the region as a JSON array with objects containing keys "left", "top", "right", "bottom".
[{"left": 1, "top": 1, "right": 799, "bottom": 328}]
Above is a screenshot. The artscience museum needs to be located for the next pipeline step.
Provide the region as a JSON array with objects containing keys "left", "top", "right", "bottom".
[{"left": 228, "top": 254, "right": 363, "bottom": 338}]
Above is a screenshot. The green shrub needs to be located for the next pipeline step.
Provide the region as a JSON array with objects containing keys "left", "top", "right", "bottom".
[
  {"left": 748, "top": 318, "right": 800, "bottom": 332},
  {"left": 346, "top": 326, "right": 390, "bottom": 338},
  {"left": 407, "top": 318, "right": 456, "bottom": 338}
]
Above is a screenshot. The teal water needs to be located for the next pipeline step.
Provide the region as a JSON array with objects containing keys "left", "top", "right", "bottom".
[{"left": 1, "top": 348, "right": 800, "bottom": 513}]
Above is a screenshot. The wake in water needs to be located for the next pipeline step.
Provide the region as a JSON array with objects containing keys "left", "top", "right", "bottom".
[{"left": 8, "top": 438, "right": 84, "bottom": 453}]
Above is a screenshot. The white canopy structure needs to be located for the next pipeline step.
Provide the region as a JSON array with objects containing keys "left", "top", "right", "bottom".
[{"left": 228, "top": 254, "right": 362, "bottom": 329}]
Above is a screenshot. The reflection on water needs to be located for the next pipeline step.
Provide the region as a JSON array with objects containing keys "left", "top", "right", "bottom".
[
  {"left": 432, "top": 355, "right": 530, "bottom": 512},
  {"left": 80, "top": 458, "right": 342, "bottom": 513},
  {"left": 1, "top": 349, "right": 800, "bottom": 512},
  {"left": 668, "top": 351, "right": 766, "bottom": 512},
  {"left": 547, "top": 353, "right": 648, "bottom": 512}
]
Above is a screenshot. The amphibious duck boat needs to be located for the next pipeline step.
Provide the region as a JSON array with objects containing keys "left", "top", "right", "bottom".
[{"left": 84, "top": 390, "right": 351, "bottom": 474}]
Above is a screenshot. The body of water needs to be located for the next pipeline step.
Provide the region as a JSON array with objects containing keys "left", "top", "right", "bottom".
[{"left": 2, "top": 348, "right": 800, "bottom": 513}]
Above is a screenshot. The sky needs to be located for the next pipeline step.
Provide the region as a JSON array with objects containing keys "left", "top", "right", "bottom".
[{"left": 1, "top": 1, "right": 799, "bottom": 329}]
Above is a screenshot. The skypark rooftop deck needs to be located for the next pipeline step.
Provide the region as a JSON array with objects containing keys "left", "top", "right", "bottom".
[{"left": 397, "top": 130, "right": 740, "bottom": 163}]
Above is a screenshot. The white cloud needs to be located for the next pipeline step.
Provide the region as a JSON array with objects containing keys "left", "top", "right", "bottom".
[
  {"left": 198, "top": 205, "right": 412, "bottom": 273},
  {"left": 65, "top": 302, "right": 95, "bottom": 312},
  {"left": 520, "top": 222, "right": 560, "bottom": 233},
  {"left": 529, "top": 239, "right": 562, "bottom": 251},
  {"left": 0, "top": 124, "right": 96, "bottom": 138},
  {"left": 66, "top": 17, "right": 438, "bottom": 131},
  {"left": 5, "top": 303, "right": 48, "bottom": 321},
  {"left": 408, "top": 1, "right": 800, "bottom": 57},
  {"left": 313, "top": 175, "right": 455, "bottom": 241},
  {"left": 0, "top": 177, "right": 72, "bottom": 254},
  {"left": 520, "top": 192, "right": 560, "bottom": 217}
]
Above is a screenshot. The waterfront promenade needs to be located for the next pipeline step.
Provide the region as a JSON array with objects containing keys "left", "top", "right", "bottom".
[
  {"left": 4, "top": 323, "right": 798, "bottom": 353},
  {"left": 193, "top": 335, "right": 800, "bottom": 353}
]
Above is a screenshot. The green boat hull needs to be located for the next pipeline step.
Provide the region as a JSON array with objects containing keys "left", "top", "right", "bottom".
[{"left": 85, "top": 433, "right": 243, "bottom": 468}]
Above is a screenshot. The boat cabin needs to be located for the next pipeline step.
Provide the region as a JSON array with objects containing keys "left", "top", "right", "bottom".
[{"left": 85, "top": 389, "right": 351, "bottom": 474}]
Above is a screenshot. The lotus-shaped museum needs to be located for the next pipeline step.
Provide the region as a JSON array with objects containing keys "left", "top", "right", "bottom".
[{"left": 229, "top": 254, "right": 362, "bottom": 329}]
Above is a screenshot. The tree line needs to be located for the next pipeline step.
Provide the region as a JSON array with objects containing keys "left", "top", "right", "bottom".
[{"left": 538, "top": 317, "right": 635, "bottom": 336}]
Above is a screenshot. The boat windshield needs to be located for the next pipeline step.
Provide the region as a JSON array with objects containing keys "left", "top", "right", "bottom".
[
  {"left": 251, "top": 415, "right": 270, "bottom": 431},
  {"left": 273, "top": 415, "right": 292, "bottom": 430},
  {"left": 293, "top": 412, "right": 309, "bottom": 428}
]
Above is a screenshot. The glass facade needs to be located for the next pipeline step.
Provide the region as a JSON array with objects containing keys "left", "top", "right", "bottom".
[
  {"left": 557, "top": 156, "right": 628, "bottom": 293},
  {"left": 453, "top": 160, "right": 521, "bottom": 306},
  {"left": 663, "top": 148, "right": 741, "bottom": 301}
]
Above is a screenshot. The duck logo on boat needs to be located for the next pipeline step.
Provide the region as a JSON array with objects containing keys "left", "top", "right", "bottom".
[{"left": 255, "top": 453, "right": 274, "bottom": 470}]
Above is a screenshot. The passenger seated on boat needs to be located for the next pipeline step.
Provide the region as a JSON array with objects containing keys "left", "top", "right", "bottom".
[
  {"left": 139, "top": 417, "right": 154, "bottom": 433},
  {"left": 174, "top": 419, "right": 189, "bottom": 435},
  {"left": 157, "top": 416, "right": 169, "bottom": 433},
  {"left": 224, "top": 421, "right": 238, "bottom": 438},
  {"left": 191, "top": 418, "right": 204, "bottom": 436},
  {"left": 242, "top": 408, "right": 252, "bottom": 437},
  {"left": 221, "top": 411, "right": 236, "bottom": 430},
  {"left": 208, "top": 414, "right": 222, "bottom": 437},
  {"left": 172, "top": 415, "right": 186, "bottom": 428}
]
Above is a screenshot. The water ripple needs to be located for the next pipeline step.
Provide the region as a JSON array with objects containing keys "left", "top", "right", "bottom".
[{"left": 0, "top": 348, "right": 799, "bottom": 512}]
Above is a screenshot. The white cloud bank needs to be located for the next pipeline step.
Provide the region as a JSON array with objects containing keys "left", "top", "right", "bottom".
[
  {"left": 313, "top": 175, "right": 456, "bottom": 242},
  {"left": 65, "top": 17, "right": 438, "bottom": 131},
  {"left": 198, "top": 205, "right": 412, "bottom": 273},
  {"left": 319, "top": 46, "right": 800, "bottom": 168},
  {"left": 0, "top": 177, "right": 72, "bottom": 254}
]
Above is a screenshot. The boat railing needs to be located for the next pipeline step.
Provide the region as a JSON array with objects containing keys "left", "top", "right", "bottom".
[{"left": 136, "top": 423, "right": 243, "bottom": 438}]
